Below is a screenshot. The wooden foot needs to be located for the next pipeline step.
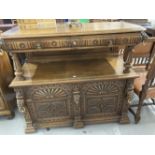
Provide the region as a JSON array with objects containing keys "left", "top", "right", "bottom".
[
  {"left": 120, "top": 115, "right": 130, "bottom": 124},
  {"left": 135, "top": 115, "right": 141, "bottom": 124},
  {"left": 73, "top": 121, "right": 84, "bottom": 128},
  {"left": 25, "top": 126, "right": 37, "bottom": 134}
]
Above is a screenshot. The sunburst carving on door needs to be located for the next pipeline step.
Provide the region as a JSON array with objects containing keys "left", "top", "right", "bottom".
[
  {"left": 31, "top": 86, "right": 67, "bottom": 99},
  {"left": 86, "top": 82, "right": 119, "bottom": 95}
]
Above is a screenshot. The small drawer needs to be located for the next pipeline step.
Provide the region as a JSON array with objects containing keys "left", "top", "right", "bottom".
[{"left": 3, "top": 33, "right": 143, "bottom": 51}]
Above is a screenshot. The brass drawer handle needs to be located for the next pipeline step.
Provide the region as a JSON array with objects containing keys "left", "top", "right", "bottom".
[
  {"left": 93, "top": 39, "right": 98, "bottom": 45},
  {"left": 19, "top": 43, "right": 26, "bottom": 49},
  {"left": 51, "top": 41, "right": 57, "bottom": 47}
]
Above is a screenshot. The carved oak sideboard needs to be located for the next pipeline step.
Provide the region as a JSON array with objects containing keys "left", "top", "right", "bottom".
[{"left": 0, "top": 21, "right": 147, "bottom": 133}]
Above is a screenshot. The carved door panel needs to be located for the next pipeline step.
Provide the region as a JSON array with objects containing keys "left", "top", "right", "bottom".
[
  {"left": 81, "top": 80, "right": 125, "bottom": 118},
  {"left": 84, "top": 95, "right": 119, "bottom": 115},
  {"left": 25, "top": 85, "right": 73, "bottom": 122}
]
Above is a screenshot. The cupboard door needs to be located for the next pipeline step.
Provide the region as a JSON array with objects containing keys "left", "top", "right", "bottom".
[
  {"left": 25, "top": 85, "right": 73, "bottom": 123},
  {"left": 81, "top": 80, "right": 125, "bottom": 118}
]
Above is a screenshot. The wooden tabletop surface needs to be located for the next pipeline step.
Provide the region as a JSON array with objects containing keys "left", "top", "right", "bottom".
[{"left": 1, "top": 22, "right": 145, "bottom": 39}]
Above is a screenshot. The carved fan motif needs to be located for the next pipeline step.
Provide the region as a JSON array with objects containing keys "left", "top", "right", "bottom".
[
  {"left": 31, "top": 87, "right": 66, "bottom": 99},
  {"left": 86, "top": 82, "right": 119, "bottom": 95}
]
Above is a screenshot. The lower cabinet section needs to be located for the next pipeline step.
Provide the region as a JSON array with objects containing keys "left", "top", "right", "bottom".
[{"left": 14, "top": 79, "right": 132, "bottom": 133}]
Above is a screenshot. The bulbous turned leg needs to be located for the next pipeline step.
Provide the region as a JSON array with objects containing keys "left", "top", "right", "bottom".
[
  {"left": 123, "top": 46, "right": 133, "bottom": 73},
  {"left": 11, "top": 53, "right": 24, "bottom": 80}
]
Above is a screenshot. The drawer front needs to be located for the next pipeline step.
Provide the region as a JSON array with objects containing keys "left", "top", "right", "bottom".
[
  {"left": 25, "top": 85, "right": 73, "bottom": 122},
  {"left": 81, "top": 80, "right": 125, "bottom": 117},
  {"left": 4, "top": 33, "right": 142, "bottom": 51}
]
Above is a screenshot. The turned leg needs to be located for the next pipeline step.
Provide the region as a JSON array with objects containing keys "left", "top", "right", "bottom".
[
  {"left": 10, "top": 53, "right": 24, "bottom": 80},
  {"left": 135, "top": 98, "right": 144, "bottom": 123},
  {"left": 73, "top": 90, "right": 84, "bottom": 128},
  {"left": 14, "top": 88, "right": 36, "bottom": 133},
  {"left": 123, "top": 46, "right": 134, "bottom": 73}
]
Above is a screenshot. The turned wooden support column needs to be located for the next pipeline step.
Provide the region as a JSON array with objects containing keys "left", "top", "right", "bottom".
[
  {"left": 72, "top": 85, "right": 84, "bottom": 128},
  {"left": 123, "top": 46, "right": 134, "bottom": 73},
  {"left": 10, "top": 53, "right": 24, "bottom": 80},
  {"left": 120, "top": 79, "right": 133, "bottom": 123},
  {"left": 14, "top": 88, "right": 36, "bottom": 133}
]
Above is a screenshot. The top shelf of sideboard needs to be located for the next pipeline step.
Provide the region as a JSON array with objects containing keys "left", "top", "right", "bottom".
[{"left": 1, "top": 22, "right": 145, "bottom": 39}]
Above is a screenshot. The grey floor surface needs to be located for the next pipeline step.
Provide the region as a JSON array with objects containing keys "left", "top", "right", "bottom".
[{"left": 0, "top": 94, "right": 155, "bottom": 135}]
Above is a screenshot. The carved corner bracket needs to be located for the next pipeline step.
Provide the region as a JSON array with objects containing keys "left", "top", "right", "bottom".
[{"left": 14, "top": 88, "right": 36, "bottom": 133}]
